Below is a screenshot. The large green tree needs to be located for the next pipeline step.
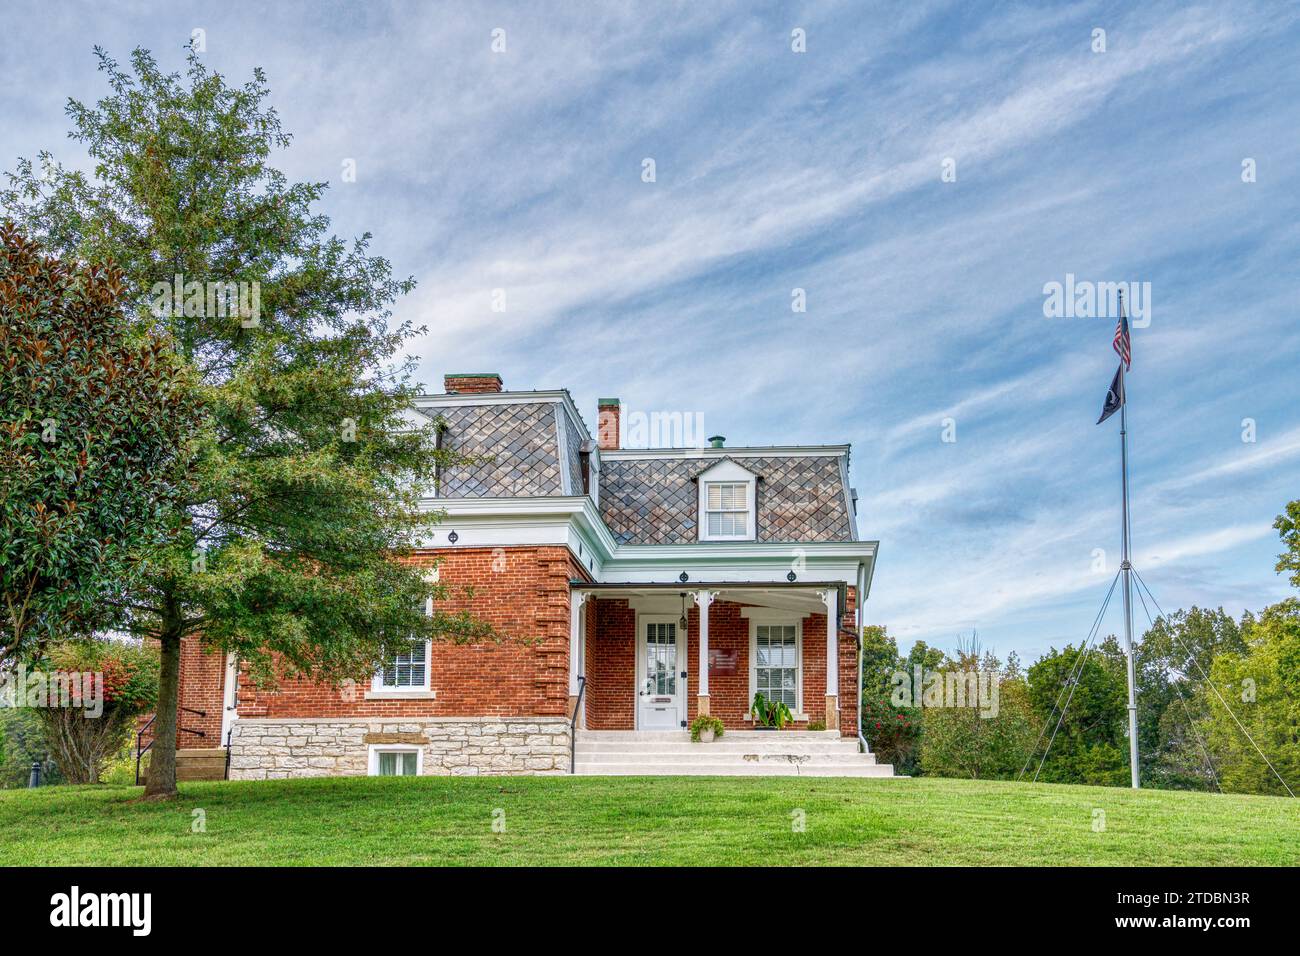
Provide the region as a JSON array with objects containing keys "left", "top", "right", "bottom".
[
  {"left": 1136, "top": 607, "right": 1244, "bottom": 791},
  {"left": 1, "top": 224, "right": 196, "bottom": 665},
  {"left": 1025, "top": 636, "right": 1130, "bottom": 786},
  {"left": 1276, "top": 500, "right": 1300, "bottom": 587},
  {"left": 3, "top": 46, "right": 483, "bottom": 798}
]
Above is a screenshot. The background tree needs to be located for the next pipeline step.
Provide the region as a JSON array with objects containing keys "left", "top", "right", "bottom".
[
  {"left": 919, "top": 641, "right": 1036, "bottom": 780},
  {"left": 1274, "top": 500, "right": 1300, "bottom": 586},
  {"left": 30, "top": 637, "right": 159, "bottom": 784},
  {"left": 1136, "top": 607, "right": 1243, "bottom": 790},
  {"left": 2, "top": 46, "right": 483, "bottom": 799},
  {"left": 1025, "top": 636, "right": 1130, "bottom": 786},
  {"left": 0, "top": 224, "right": 196, "bottom": 665},
  {"left": 1201, "top": 600, "right": 1300, "bottom": 795},
  {"left": 0, "top": 707, "right": 61, "bottom": 788},
  {"left": 859, "top": 625, "right": 922, "bottom": 774}
]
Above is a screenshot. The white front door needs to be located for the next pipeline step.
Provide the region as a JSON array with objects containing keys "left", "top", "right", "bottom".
[{"left": 637, "top": 617, "right": 684, "bottom": 730}]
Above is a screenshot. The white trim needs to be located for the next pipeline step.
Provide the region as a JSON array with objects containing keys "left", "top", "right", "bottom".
[
  {"left": 838, "top": 455, "right": 858, "bottom": 542},
  {"left": 694, "top": 590, "right": 716, "bottom": 697},
  {"left": 601, "top": 445, "right": 849, "bottom": 460},
  {"left": 569, "top": 591, "right": 590, "bottom": 697},
  {"left": 697, "top": 460, "right": 758, "bottom": 542},
  {"left": 371, "top": 587, "right": 433, "bottom": 697},
  {"left": 554, "top": 404, "right": 573, "bottom": 496},
  {"left": 367, "top": 743, "right": 424, "bottom": 777},
  {"left": 748, "top": 615, "right": 803, "bottom": 715},
  {"left": 220, "top": 653, "right": 238, "bottom": 743},
  {"left": 821, "top": 588, "right": 839, "bottom": 698}
]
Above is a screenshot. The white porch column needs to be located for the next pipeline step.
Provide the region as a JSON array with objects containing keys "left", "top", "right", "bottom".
[
  {"left": 569, "top": 591, "right": 590, "bottom": 718},
  {"left": 693, "top": 590, "right": 716, "bottom": 716},
  {"left": 821, "top": 588, "right": 839, "bottom": 730}
]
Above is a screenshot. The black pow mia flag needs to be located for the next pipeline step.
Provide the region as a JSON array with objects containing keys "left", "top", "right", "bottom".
[{"left": 1097, "top": 364, "right": 1125, "bottom": 425}]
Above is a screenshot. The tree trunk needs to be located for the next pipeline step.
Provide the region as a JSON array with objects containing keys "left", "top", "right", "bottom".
[{"left": 143, "top": 626, "right": 183, "bottom": 799}]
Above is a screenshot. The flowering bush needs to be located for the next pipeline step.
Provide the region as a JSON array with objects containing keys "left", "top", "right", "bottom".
[
  {"left": 860, "top": 694, "right": 922, "bottom": 775},
  {"left": 29, "top": 638, "right": 160, "bottom": 783}
]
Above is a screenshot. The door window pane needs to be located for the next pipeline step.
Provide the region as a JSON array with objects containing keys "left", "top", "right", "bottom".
[{"left": 646, "top": 623, "right": 677, "bottom": 695}]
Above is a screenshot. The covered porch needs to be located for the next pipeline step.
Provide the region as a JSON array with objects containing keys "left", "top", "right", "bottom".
[{"left": 568, "top": 582, "right": 857, "bottom": 737}]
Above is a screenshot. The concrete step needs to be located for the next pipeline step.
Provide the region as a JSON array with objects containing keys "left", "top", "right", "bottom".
[
  {"left": 575, "top": 763, "right": 896, "bottom": 777},
  {"left": 576, "top": 740, "right": 863, "bottom": 755},
  {"left": 571, "top": 729, "right": 890, "bottom": 777},
  {"left": 577, "top": 751, "right": 878, "bottom": 766},
  {"left": 576, "top": 730, "right": 847, "bottom": 742}
]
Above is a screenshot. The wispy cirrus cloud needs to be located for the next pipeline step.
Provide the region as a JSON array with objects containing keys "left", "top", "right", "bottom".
[{"left": 3, "top": 0, "right": 1297, "bottom": 654}]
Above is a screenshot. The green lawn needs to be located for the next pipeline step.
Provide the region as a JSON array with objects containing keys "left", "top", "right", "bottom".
[{"left": 1, "top": 775, "right": 1295, "bottom": 866}]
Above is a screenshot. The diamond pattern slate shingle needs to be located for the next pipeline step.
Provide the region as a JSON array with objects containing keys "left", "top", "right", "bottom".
[
  {"left": 561, "top": 404, "right": 585, "bottom": 495},
  {"left": 424, "top": 402, "right": 564, "bottom": 497},
  {"left": 598, "top": 455, "right": 853, "bottom": 544}
]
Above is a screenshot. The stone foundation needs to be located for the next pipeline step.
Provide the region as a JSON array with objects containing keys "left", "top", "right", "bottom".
[{"left": 228, "top": 716, "right": 572, "bottom": 779}]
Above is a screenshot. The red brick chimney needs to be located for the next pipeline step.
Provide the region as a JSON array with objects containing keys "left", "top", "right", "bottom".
[
  {"left": 597, "top": 398, "right": 621, "bottom": 450},
  {"left": 444, "top": 372, "right": 503, "bottom": 394}
]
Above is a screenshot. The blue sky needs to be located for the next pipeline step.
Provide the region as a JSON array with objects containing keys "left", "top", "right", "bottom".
[{"left": 4, "top": 1, "right": 1298, "bottom": 663}]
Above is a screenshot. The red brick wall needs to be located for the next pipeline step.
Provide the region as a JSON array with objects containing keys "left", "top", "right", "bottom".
[
  {"left": 839, "top": 587, "right": 861, "bottom": 738},
  {"left": 139, "top": 636, "right": 226, "bottom": 749},
  {"left": 584, "top": 598, "right": 635, "bottom": 729},
  {"left": 584, "top": 589, "right": 860, "bottom": 735},
  {"left": 235, "top": 546, "right": 590, "bottom": 719}
]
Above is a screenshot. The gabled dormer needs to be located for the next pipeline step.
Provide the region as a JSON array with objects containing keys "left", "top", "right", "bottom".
[{"left": 695, "top": 457, "right": 759, "bottom": 542}]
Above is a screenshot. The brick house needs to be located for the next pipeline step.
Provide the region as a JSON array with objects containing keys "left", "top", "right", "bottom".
[{"left": 175, "top": 373, "right": 886, "bottom": 778}]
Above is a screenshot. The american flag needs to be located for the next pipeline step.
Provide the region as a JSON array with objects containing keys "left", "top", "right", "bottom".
[{"left": 1112, "top": 295, "right": 1132, "bottom": 369}]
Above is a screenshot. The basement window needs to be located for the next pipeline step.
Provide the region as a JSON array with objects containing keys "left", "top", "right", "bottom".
[{"left": 368, "top": 745, "right": 422, "bottom": 777}]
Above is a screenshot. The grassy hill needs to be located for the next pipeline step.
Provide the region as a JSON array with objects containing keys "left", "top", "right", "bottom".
[{"left": 1, "top": 775, "right": 1295, "bottom": 866}]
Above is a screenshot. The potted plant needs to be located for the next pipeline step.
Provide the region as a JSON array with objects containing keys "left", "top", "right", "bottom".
[
  {"left": 690, "top": 714, "right": 725, "bottom": 743},
  {"left": 750, "top": 692, "right": 793, "bottom": 730}
]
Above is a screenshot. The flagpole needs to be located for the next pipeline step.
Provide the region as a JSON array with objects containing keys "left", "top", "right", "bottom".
[{"left": 1118, "top": 293, "right": 1140, "bottom": 789}]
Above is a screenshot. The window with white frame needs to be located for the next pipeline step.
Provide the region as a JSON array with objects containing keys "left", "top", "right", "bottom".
[
  {"left": 754, "top": 624, "right": 799, "bottom": 709},
  {"left": 697, "top": 459, "right": 758, "bottom": 541},
  {"left": 368, "top": 745, "right": 422, "bottom": 776},
  {"left": 705, "top": 482, "right": 748, "bottom": 537},
  {"left": 377, "top": 640, "right": 427, "bottom": 690},
  {"left": 372, "top": 585, "right": 435, "bottom": 693}
]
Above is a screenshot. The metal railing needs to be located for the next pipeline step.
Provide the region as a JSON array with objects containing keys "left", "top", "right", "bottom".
[
  {"left": 568, "top": 675, "right": 586, "bottom": 774},
  {"left": 134, "top": 706, "right": 207, "bottom": 785}
]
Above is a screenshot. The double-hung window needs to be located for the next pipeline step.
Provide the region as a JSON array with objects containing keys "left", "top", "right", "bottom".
[
  {"left": 697, "top": 460, "right": 758, "bottom": 541},
  {"left": 755, "top": 624, "right": 798, "bottom": 709},
  {"left": 378, "top": 640, "right": 427, "bottom": 690},
  {"left": 705, "top": 482, "right": 748, "bottom": 537},
  {"left": 370, "top": 581, "right": 437, "bottom": 696}
]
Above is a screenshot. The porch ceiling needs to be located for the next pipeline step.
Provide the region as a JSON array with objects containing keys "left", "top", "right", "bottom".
[{"left": 571, "top": 581, "right": 842, "bottom": 614}]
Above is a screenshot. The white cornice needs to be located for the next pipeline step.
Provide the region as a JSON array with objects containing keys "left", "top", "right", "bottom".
[
  {"left": 419, "top": 495, "right": 877, "bottom": 587},
  {"left": 600, "top": 445, "right": 849, "bottom": 460}
]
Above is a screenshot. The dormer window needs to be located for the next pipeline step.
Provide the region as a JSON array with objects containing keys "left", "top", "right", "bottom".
[
  {"left": 696, "top": 459, "right": 758, "bottom": 541},
  {"left": 706, "top": 483, "right": 748, "bottom": 536}
]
